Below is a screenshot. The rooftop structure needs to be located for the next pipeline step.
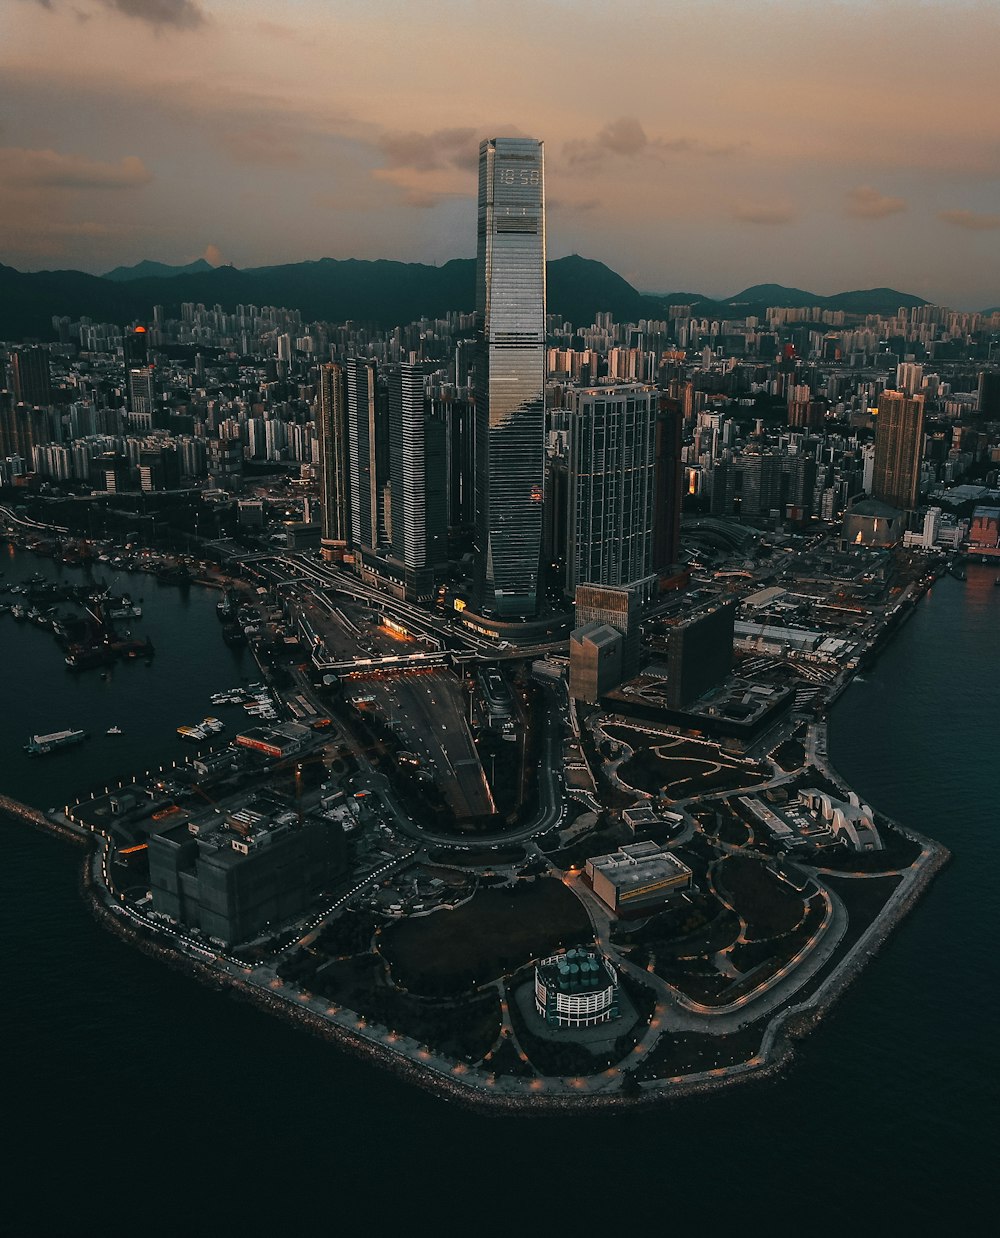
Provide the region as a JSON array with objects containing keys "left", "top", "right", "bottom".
[
  {"left": 148, "top": 807, "right": 347, "bottom": 946},
  {"left": 534, "top": 947, "right": 619, "bottom": 1028},
  {"left": 586, "top": 841, "right": 692, "bottom": 914},
  {"left": 738, "top": 788, "right": 883, "bottom": 853}
]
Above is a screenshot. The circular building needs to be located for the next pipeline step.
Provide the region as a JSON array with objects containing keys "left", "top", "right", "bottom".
[{"left": 534, "top": 947, "right": 619, "bottom": 1028}]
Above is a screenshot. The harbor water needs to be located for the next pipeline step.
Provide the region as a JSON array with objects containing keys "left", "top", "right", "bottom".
[{"left": 2, "top": 547, "right": 997, "bottom": 1233}]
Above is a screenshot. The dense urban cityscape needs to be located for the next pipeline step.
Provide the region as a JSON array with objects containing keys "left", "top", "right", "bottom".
[{"left": 2, "top": 134, "right": 997, "bottom": 1106}]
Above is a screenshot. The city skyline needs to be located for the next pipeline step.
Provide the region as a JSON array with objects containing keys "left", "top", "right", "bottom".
[{"left": 3, "top": 0, "right": 999, "bottom": 309}]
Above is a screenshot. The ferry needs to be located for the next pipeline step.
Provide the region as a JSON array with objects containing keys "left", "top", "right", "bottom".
[
  {"left": 25, "top": 728, "right": 87, "bottom": 755},
  {"left": 201, "top": 717, "right": 225, "bottom": 733},
  {"left": 177, "top": 724, "right": 208, "bottom": 742}
]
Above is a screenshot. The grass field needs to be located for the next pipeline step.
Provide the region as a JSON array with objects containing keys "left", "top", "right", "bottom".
[{"left": 379, "top": 879, "right": 593, "bottom": 995}]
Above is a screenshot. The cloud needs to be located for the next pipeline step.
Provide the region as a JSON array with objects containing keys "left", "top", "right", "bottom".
[
  {"left": 2, "top": 147, "right": 153, "bottom": 189},
  {"left": 730, "top": 201, "right": 797, "bottom": 225},
  {"left": 845, "top": 185, "right": 906, "bottom": 219},
  {"left": 96, "top": 0, "right": 206, "bottom": 30},
  {"left": 218, "top": 126, "right": 303, "bottom": 166},
  {"left": 201, "top": 243, "right": 223, "bottom": 265},
  {"left": 377, "top": 128, "right": 479, "bottom": 173},
  {"left": 937, "top": 208, "right": 1000, "bottom": 231},
  {"left": 21, "top": 0, "right": 206, "bottom": 25},
  {"left": 548, "top": 197, "right": 601, "bottom": 216},
  {"left": 565, "top": 116, "right": 741, "bottom": 166}
]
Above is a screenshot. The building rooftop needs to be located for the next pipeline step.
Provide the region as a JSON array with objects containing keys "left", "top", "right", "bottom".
[{"left": 587, "top": 841, "right": 691, "bottom": 892}]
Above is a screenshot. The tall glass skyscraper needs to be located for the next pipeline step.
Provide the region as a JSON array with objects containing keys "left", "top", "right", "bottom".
[
  {"left": 474, "top": 137, "right": 546, "bottom": 618},
  {"left": 565, "top": 384, "right": 659, "bottom": 597}
]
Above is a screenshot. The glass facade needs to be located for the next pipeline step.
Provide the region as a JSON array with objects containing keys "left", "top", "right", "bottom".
[
  {"left": 566, "top": 384, "right": 658, "bottom": 595},
  {"left": 474, "top": 137, "right": 546, "bottom": 618}
]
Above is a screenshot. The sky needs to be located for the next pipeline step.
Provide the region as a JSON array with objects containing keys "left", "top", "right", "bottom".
[{"left": 2, "top": 0, "right": 999, "bottom": 307}]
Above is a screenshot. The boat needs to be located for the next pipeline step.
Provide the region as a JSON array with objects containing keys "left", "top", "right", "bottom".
[
  {"left": 221, "top": 622, "right": 246, "bottom": 646},
  {"left": 177, "top": 725, "right": 208, "bottom": 742},
  {"left": 216, "top": 587, "right": 238, "bottom": 622},
  {"left": 106, "top": 725, "right": 123, "bottom": 735},
  {"left": 25, "top": 728, "right": 87, "bottom": 756},
  {"left": 65, "top": 644, "right": 112, "bottom": 670},
  {"left": 201, "top": 717, "right": 225, "bottom": 733},
  {"left": 107, "top": 594, "right": 143, "bottom": 619}
]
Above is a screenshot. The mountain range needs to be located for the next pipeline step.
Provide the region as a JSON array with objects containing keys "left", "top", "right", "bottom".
[{"left": 0, "top": 253, "right": 936, "bottom": 342}]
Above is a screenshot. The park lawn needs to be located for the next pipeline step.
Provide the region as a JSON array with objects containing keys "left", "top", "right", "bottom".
[{"left": 380, "top": 879, "right": 593, "bottom": 995}]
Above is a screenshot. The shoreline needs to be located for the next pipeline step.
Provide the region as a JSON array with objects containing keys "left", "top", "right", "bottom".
[
  {"left": 1, "top": 750, "right": 948, "bottom": 1113},
  {"left": 2, "top": 542, "right": 955, "bottom": 1110}
]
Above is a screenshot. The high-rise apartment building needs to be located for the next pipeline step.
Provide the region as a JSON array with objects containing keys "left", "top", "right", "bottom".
[
  {"left": 473, "top": 136, "right": 546, "bottom": 618},
  {"left": 347, "top": 358, "right": 387, "bottom": 560},
  {"left": 872, "top": 390, "right": 924, "bottom": 510},
  {"left": 317, "top": 362, "right": 350, "bottom": 560},
  {"left": 565, "top": 384, "right": 658, "bottom": 598}
]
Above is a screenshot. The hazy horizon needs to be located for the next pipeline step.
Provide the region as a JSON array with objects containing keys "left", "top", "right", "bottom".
[{"left": 4, "top": 0, "right": 999, "bottom": 310}]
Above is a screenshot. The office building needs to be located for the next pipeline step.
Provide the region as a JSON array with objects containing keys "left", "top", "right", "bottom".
[
  {"left": 652, "top": 401, "right": 684, "bottom": 583},
  {"left": 347, "top": 358, "right": 388, "bottom": 561},
  {"left": 574, "top": 582, "right": 642, "bottom": 679},
  {"left": 473, "top": 136, "right": 546, "bottom": 618},
  {"left": 565, "top": 384, "right": 658, "bottom": 598},
  {"left": 569, "top": 621, "right": 623, "bottom": 704},
  {"left": 10, "top": 346, "right": 52, "bottom": 408},
  {"left": 149, "top": 809, "right": 346, "bottom": 947},
  {"left": 977, "top": 371, "right": 1000, "bottom": 417},
  {"left": 0, "top": 394, "right": 51, "bottom": 461},
  {"left": 872, "top": 390, "right": 924, "bottom": 510},
  {"left": 436, "top": 392, "right": 475, "bottom": 544},
  {"left": 124, "top": 325, "right": 150, "bottom": 373},
  {"left": 317, "top": 362, "right": 350, "bottom": 560},
  {"left": 127, "top": 365, "right": 157, "bottom": 417},
  {"left": 586, "top": 842, "right": 692, "bottom": 915},
  {"left": 388, "top": 363, "right": 448, "bottom": 599},
  {"left": 659, "top": 598, "right": 736, "bottom": 709}
]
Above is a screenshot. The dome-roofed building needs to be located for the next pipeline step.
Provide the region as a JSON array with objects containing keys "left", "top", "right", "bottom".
[{"left": 534, "top": 947, "right": 619, "bottom": 1028}]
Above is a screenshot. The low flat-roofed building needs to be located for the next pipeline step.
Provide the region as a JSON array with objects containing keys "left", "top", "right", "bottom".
[
  {"left": 586, "top": 841, "right": 692, "bottom": 915},
  {"left": 743, "top": 585, "right": 787, "bottom": 610},
  {"left": 738, "top": 788, "right": 883, "bottom": 853},
  {"left": 234, "top": 723, "right": 309, "bottom": 760},
  {"left": 621, "top": 805, "right": 663, "bottom": 834}
]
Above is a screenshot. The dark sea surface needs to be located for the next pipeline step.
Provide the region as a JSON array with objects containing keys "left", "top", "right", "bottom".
[{"left": 3, "top": 547, "right": 997, "bottom": 1234}]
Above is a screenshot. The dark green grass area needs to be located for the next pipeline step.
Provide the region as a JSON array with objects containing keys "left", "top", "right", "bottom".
[
  {"left": 310, "top": 953, "right": 502, "bottom": 1061},
  {"left": 617, "top": 746, "right": 769, "bottom": 798},
  {"left": 379, "top": 879, "right": 593, "bottom": 996},
  {"left": 715, "top": 855, "right": 807, "bottom": 939}
]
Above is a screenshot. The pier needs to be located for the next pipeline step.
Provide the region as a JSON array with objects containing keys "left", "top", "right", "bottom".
[{"left": 0, "top": 793, "right": 88, "bottom": 845}]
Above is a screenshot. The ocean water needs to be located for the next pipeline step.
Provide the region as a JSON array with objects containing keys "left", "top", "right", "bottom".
[{"left": 3, "top": 549, "right": 996, "bottom": 1234}]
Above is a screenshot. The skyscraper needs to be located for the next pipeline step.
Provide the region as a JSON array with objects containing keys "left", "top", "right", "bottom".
[
  {"left": 347, "top": 358, "right": 387, "bottom": 561},
  {"left": 872, "top": 390, "right": 924, "bottom": 510},
  {"left": 565, "top": 384, "right": 658, "bottom": 598},
  {"left": 474, "top": 136, "right": 546, "bottom": 618},
  {"left": 317, "top": 362, "right": 350, "bottom": 560},
  {"left": 652, "top": 400, "right": 684, "bottom": 584},
  {"left": 388, "top": 363, "right": 448, "bottom": 599},
  {"left": 10, "top": 346, "right": 52, "bottom": 408}
]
